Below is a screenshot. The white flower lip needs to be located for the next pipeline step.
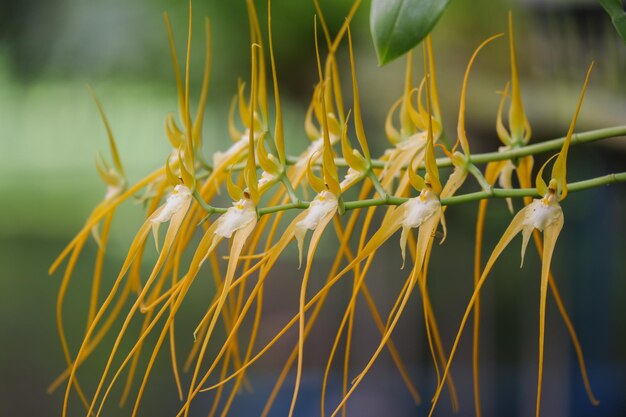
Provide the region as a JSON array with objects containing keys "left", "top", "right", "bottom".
[
  {"left": 257, "top": 171, "right": 276, "bottom": 187},
  {"left": 402, "top": 189, "right": 440, "bottom": 229},
  {"left": 340, "top": 167, "right": 361, "bottom": 190},
  {"left": 294, "top": 190, "right": 338, "bottom": 268},
  {"left": 523, "top": 195, "right": 562, "bottom": 232},
  {"left": 151, "top": 185, "right": 192, "bottom": 224},
  {"left": 296, "top": 191, "right": 338, "bottom": 232},
  {"left": 215, "top": 198, "right": 257, "bottom": 239}
]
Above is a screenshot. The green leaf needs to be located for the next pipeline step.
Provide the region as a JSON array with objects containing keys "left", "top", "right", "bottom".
[
  {"left": 370, "top": 0, "right": 452, "bottom": 65},
  {"left": 599, "top": 0, "right": 626, "bottom": 43}
]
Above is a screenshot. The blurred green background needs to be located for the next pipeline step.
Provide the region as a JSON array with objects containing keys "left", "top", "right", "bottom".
[{"left": 1, "top": 0, "right": 625, "bottom": 416}]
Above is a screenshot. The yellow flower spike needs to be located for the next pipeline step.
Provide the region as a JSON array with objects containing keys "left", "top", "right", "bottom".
[
  {"left": 429, "top": 187, "right": 565, "bottom": 417},
  {"left": 256, "top": 132, "right": 281, "bottom": 176},
  {"left": 314, "top": 0, "right": 362, "bottom": 128},
  {"left": 457, "top": 33, "right": 504, "bottom": 155},
  {"left": 247, "top": 0, "right": 268, "bottom": 125},
  {"left": 89, "top": 280, "right": 179, "bottom": 416},
  {"left": 496, "top": 82, "right": 513, "bottom": 145},
  {"left": 294, "top": 190, "right": 339, "bottom": 268},
  {"left": 94, "top": 154, "right": 122, "bottom": 193},
  {"left": 165, "top": 154, "right": 181, "bottom": 187},
  {"left": 226, "top": 165, "right": 244, "bottom": 201},
  {"left": 535, "top": 154, "right": 559, "bottom": 198},
  {"left": 408, "top": 156, "right": 425, "bottom": 192},
  {"left": 313, "top": 0, "right": 333, "bottom": 49},
  {"left": 149, "top": 184, "right": 192, "bottom": 252},
  {"left": 180, "top": 216, "right": 322, "bottom": 416},
  {"left": 439, "top": 34, "right": 503, "bottom": 201},
  {"left": 65, "top": 181, "right": 192, "bottom": 417},
  {"left": 399, "top": 188, "right": 442, "bottom": 267},
  {"left": 551, "top": 62, "right": 594, "bottom": 201},
  {"left": 405, "top": 94, "right": 422, "bottom": 135},
  {"left": 177, "top": 146, "right": 196, "bottom": 190},
  {"left": 400, "top": 51, "right": 415, "bottom": 136},
  {"left": 508, "top": 12, "right": 531, "bottom": 145},
  {"left": 304, "top": 92, "right": 321, "bottom": 140},
  {"left": 125, "top": 228, "right": 219, "bottom": 417},
  {"left": 227, "top": 95, "right": 242, "bottom": 141},
  {"left": 244, "top": 43, "right": 262, "bottom": 205},
  {"left": 191, "top": 16, "right": 212, "bottom": 147},
  {"left": 340, "top": 114, "right": 368, "bottom": 175},
  {"left": 176, "top": 197, "right": 258, "bottom": 417},
  {"left": 426, "top": 36, "right": 442, "bottom": 123},
  {"left": 330, "top": 209, "right": 443, "bottom": 417},
  {"left": 440, "top": 152, "right": 469, "bottom": 200},
  {"left": 329, "top": 58, "right": 346, "bottom": 125},
  {"left": 49, "top": 167, "right": 164, "bottom": 276},
  {"left": 165, "top": 113, "right": 185, "bottom": 148},
  {"left": 289, "top": 191, "right": 338, "bottom": 417},
  {"left": 414, "top": 76, "right": 428, "bottom": 125},
  {"left": 267, "top": 0, "right": 286, "bottom": 165},
  {"left": 347, "top": 25, "right": 371, "bottom": 161},
  {"left": 88, "top": 86, "right": 125, "bottom": 178},
  {"left": 385, "top": 97, "right": 403, "bottom": 144},
  {"left": 307, "top": 152, "right": 326, "bottom": 194},
  {"left": 182, "top": 0, "right": 195, "bottom": 170},
  {"left": 424, "top": 126, "right": 442, "bottom": 195},
  {"left": 321, "top": 218, "right": 422, "bottom": 411},
  {"left": 314, "top": 18, "right": 341, "bottom": 197},
  {"left": 408, "top": 81, "right": 428, "bottom": 131},
  {"left": 325, "top": 112, "right": 341, "bottom": 137},
  {"left": 163, "top": 12, "right": 185, "bottom": 122},
  {"left": 237, "top": 79, "right": 252, "bottom": 129}
]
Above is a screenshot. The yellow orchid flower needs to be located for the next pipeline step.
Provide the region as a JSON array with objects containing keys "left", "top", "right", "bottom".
[
  {"left": 470, "top": 17, "right": 597, "bottom": 417},
  {"left": 430, "top": 62, "right": 594, "bottom": 417},
  {"left": 319, "top": 70, "right": 449, "bottom": 415},
  {"left": 440, "top": 33, "right": 503, "bottom": 199}
]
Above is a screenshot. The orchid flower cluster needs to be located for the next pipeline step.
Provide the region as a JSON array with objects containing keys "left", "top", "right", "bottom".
[{"left": 48, "top": 1, "right": 626, "bottom": 417}]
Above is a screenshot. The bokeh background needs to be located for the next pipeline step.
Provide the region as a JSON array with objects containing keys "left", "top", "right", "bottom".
[{"left": 1, "top": 0, "right": 625, "bottom": 416}]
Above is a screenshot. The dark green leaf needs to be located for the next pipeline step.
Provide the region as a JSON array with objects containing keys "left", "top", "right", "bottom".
[
  {"left": 599, "top": 0, "right": 626, "bottom": 43},
  {"left": 370, "top": 0, "right": 452, "bottom": 65}
]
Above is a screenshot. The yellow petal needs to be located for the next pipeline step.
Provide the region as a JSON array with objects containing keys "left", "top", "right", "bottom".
[
  {"left": 457, "top": 33, "right": 504, "bottom": 155},
  {"left": 535, "top": 214, "right": 564, "bottom": 417},
  {"left": 551, "top": 62, "right": 593, "bottom": 201},
  {"left": 330, "top": 211, "right": 441, "bottom": 417},
  {"left": 347, "top": 26, "right": 370, "bottom": 160},
  {"left": 385, "top": 98, "right": 403, "bottom": 144},
  {"left": 88, "top": 86, "right": 125, "bottom": 176},
  {"left": 267, "top": 0, "right": 285, "bottom": 164},
  {"left": 289, "top": 205, "right": 336, "bottom": 417},
  {"left": 192, "top": 17, "right": 212, "bottom": 145},
  {"left": 428, "top": 203, "right": 530, "bottom": 417},
  {"left": 508, "top": 12, "right": 529, "bottom": 145},
  {"left": 228, "top": 96, "right": 242, "bottom": 141},
  {"left": 186, "top": 218, "right": 257, "bottom": 412},
  {"left": 306, "top": 151, "right": 325, "bottom": 194},
  {"left": 163, "top": 12, "right": 185, "bottom": 120}
]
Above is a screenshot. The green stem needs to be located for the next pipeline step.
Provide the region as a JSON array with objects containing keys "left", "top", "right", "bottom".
[
  {"left": 258, "top": 201, "right": 309, "bottom": 216},
  {"left": 254, "top": 126, "right": 626, "bottom": 171},
  {"left": 466, "top": 126, "right": 626, "bottom": 166},
  {"left": 467, "top": 163, "right": 492, "bottom": 192},
  {"left": 367, "top": 170, "right": 389, "bottom": 199},
  {"left": 441, "top": 172, "right": 626, "bottom": 206},
  {"left": 280, "top": 173, "right": 301, "bottom": 205},
  {"left": 209, "top": 172, "right": 626, "bottom": 216}
]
